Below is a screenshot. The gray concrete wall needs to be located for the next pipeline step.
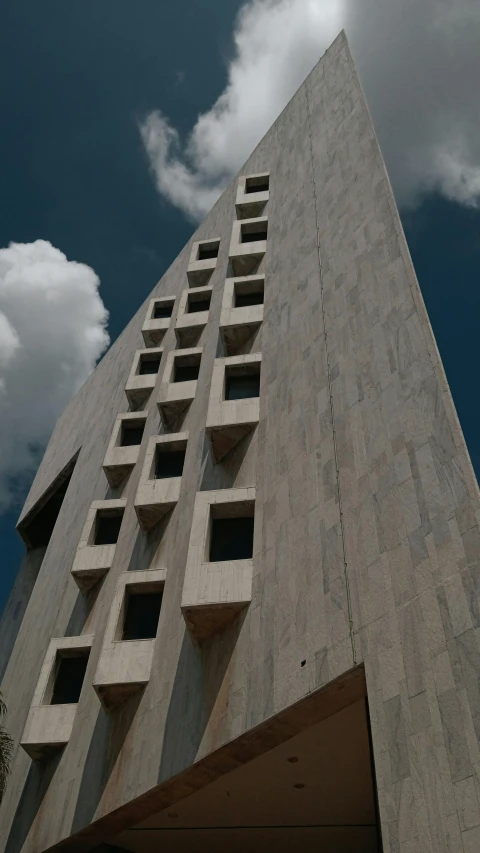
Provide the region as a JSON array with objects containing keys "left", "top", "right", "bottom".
[{"left": 1, "top": 31, "right": 480, "bottom": 853}]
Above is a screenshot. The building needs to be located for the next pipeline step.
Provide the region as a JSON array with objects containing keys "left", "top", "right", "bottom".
[{"left": 1, "top": 30, "right": 480, "bottom": 853}]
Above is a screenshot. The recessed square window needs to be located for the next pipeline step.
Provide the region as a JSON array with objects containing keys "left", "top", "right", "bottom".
[
  {"left": 138, "top": 354, "right": 161, "bottom": 375},
  {"left": 94, "top": 510, "right": 123, "bottom": 546},
  {"left": 234, "top": 279, "right": 264, "bottom": 308},
  {"left": 174, "top": 354, "right": 201, "bottom": 383},
  {"left": 197, "top": 240, "right": 219, "bottom": 261},
  {"left": 187, "top": 293, "right": 211, "bottom": 314},
  {"left": 51, "top": 652, "right": 89, "bottom": 705},
  {"left": 245, "top": 175, "right": 269, "bottom": 194},
  {"left": 120, "top": 420, "right": 146, "bottom": 447},
  {"left": 241, "top": 221, "right": 268, "bottom": 243},
  {"left": 225, "top": 364, "right": 261, "bottom": 400},
  {"left": 122, "top": 591, "right": 163, "bottom": 641},
  {"left": 152, "top": 301, "right": 174, "bottom": 320},
  {"left": 210, "top": 516, "right": 254, "bottom": 562},
  {"left": 155, "top": 448, "right": 186, "bottom": 479}
]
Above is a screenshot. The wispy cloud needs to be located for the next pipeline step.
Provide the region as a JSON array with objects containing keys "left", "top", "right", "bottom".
[{"left": 140, "top": 0, "right": 480, "bottom": 221}]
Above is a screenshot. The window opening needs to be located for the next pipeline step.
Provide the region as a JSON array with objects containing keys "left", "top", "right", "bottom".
[
  {"left": 153, "top": 302, "right": 173, "bottom": 320},
  {"left": 241, "top": 223, "right": 268, "bottom": 243},
  {"left": 187, "top": 295, "right": 211, "bottom": 314},
  {"left": 210, "top": 516, "right": 254, "bottom": 562},
  {"left": 235, "top": 290, "right": 264, "bottom": 308},
  {"left": 139, "top": 354, "right": 161, "bottom": 375},
  {"left": 94, "top": 510, "right": 123, "bottom": 546},
  {"left": 245, "top": 176, "right": 269, "bottom": 194},
  {"left": 122, "top": 591, "right": 163, "bottom": 641},
  {"left": 51, "top": 652, "right": 89, "bottom": 705},
  {"left": 197, "top": 241, "right": 219, "bottom": 261},
  {"left": 225, "top": 368, "right": 260, "bottom": 400},
  {"left": 155, "top": 448, "right": 186, "bottom": 479},
  {"left": 174, "top": 355, "right": 201, "bottom": 383},
  {"left": 120, "top": 421, "right": 145, "bottom": 447}
]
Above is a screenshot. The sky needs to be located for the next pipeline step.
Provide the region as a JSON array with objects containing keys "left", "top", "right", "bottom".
[{"left": 1, "top": 0, "right": 480, "bottom": 612}]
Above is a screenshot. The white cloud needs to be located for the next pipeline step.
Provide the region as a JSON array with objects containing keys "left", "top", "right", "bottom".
[
  {"left": 0, "top": 240, "right": 109, "bottom": 510},
  {"left": 140, "top": 0, "right": 480, "bottom": 221}
]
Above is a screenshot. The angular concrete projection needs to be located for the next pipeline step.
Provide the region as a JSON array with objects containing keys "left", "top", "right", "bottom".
[
  {"left": 229, "top": 217, "right": 268, "bottom": 276},
  {"left": 141, "top": 296, "right": 176, "bottom": 347},
  {"left": 20, "top": 635, "right": 93, "bottom": 761},
  {"left": 157, "top": 347, "right": 202, "bottom": 427},
  {"left": 134, "top": 432, "right": 188, "bottom": 531},
  {"left": 235, "top": 172, "right": 270, "bottom": 220},
  {"left": 220, "top": 275, "right": 264, "bottom": 355},
  {"left": 187, "top": 238, "right": 220, "bottom": 287},
  {"left": 102, "top": 411, "right": 148, "bottom": 487},
  {"left": 207, "top": 354, "right": 261, "bottom": 461},
  {"left": 93, "top": 570, "right": 165, "bottom": 711},
  {"left": 71, "top": 499, "right": 126, "bottom": 591},
  {"left": 175, "top": 285, "right": 212, "bottom": 348},
  {"left": 125, "top": 347, "right": 164, "bottom": 409},
  {"left": 181, "top": 488, "right": 255, "bottom": 642}
]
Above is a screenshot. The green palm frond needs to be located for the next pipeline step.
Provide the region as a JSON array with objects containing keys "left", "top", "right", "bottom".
[{"left": 0, "top": 693, "right": 13, "bottom": 802}]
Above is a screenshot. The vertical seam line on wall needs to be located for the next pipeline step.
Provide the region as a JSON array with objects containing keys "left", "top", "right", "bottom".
[{"left": 304, "top": 81, "right": 357, "bottom": 666}]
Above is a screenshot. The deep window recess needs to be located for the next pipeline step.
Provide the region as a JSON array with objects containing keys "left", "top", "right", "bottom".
[
  {"left": 94, "top": 510, "right": 123, "bottom": 546},
  {"left": 51, "top": 653, "right": 89, "bottom": 705},
  {"left": 210, "top": 516, "right": 254, "bottom": 562},
  {"left": 174, "top": 356, "right": 201, "bottom": 383},
  {"left": 187, "top": 295, "right": 211, "bottom": 314},
  {"left": 153, "top": 302, "right": 174, "bottom": 320},
  {"left": 120, "top": 421, "right": 145, "bottom": 447},
  {"left": 235, "top": 289, "right": 264, "bottom": 308},
  {"left": 241, "top": 222, "right": 268, "bottom": 243},
  {"left": 138, "top": 354, "right": 161, "bottom": 375},
  {"left": 225, "top": 369, "right": 260, "bottom": 400},
  {"left": 197, "top": 241, "right": 219, "bottom": 261},
  {"left": 155, "top": 448, "right": 186, "bottom": 479},
  {"left": 122, "top": 591, "right": 163, "bottom": 641},
  {"left": 18, "top": 456, "right": 78, "bottom": 549},
  {"left": 245, "top": 176, "right": 269, "bottom": 194}
]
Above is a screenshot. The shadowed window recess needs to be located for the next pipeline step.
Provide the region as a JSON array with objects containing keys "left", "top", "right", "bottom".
[
  {"left": 241, "top": 221, "right": 268, "bottom": 243},
  {"left": 17, "top": 456, "right": 78, "bottom": 549},
  {"left": 94, "top": 510, "right": 123, "bottom": 545},
  {"left": 197, "top": 240, "right": 219, "bottom": 261},
  {"left": 187, "top": 293, "right": 211, "bottom": 313},
  {"left": 234, "top": 287, "right": 264, "bottom": 307},
  {"left": 152, "top": 301, "right": 174, "bottom": 319},
  {"left": 138, "top": 353, "right": 161, "bottom": 375},
  {"left": 122, "top": 590, "right": 163, "bottom": 641},
  {"left": 225, "top": 364, "right": 261, "bottom": 400},
  {"left": 210, "top": 516, "right": 255, "bottom": 562},
  {"left": 51, "top": 652, "right": 89, "bottom": 705},
  {"left": 245, "top": 175, "right": 269, "bottom": 194},
  {"left": 155, "top": 448, "right": 186, "bottom": 479},
  {"left": 120, "top": 420, "right": 145, "bottom": 447},
  {"left": 174, "top": 353, "right": 201, "bottom": 383}
]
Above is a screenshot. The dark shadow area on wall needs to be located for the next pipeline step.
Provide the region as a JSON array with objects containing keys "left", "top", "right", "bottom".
[
  {"left": 65, "top": 581, "right": 104, "bottom": 637},
  {"left": 157, "top": 613, "right": 246, "bottom": 785},
  {"left": 0, "top": 548, "right": 46, "bottom": 682},
  {"left": 0, "top": 453, "right": 79, "bottom": 680},
  {"left": 200, "top": 429, "right": 256, "bottom": 492},
  {"left": 127, "top": 510, "right": 171, "bottom": 573},
  {"left": 4, "top": 752, "right": 62, "bottom": 853},
  {"left": 71, "top": 691, "right": 144, "bottom": 833}
]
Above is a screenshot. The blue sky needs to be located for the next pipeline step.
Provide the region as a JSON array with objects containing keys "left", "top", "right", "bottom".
[{"left": 1, "top": 0, "right": 480, "bottom": 611}]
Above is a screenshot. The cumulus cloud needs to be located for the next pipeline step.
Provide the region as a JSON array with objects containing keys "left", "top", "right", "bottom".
[
  {"left": 140, "top": 0, "right": 480, "bottom": 221},
  {"left": 0, "top": 240, "right": 109, "bottom": 510}
]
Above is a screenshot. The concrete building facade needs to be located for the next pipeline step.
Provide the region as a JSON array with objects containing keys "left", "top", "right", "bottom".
[{"left": 1, "top": 31, "right": 480, "bottom": 853}]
